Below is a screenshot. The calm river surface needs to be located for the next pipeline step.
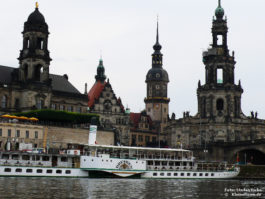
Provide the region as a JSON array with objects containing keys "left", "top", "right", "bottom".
[{"left": 0, "top": 178, "right": 264, "bottom": 199}]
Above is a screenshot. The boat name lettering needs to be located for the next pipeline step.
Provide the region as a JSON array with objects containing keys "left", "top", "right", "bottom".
[{"left": 116, "top": 160, "right": 132, "bottom": 170}]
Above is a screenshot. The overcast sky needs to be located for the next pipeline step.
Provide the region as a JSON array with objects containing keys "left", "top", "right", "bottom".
[{"left": 0, "top": 0, "right": 264, "bottom": 119}]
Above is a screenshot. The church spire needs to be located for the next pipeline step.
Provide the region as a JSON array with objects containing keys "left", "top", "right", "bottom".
[
  {"left": 152, "top": 19, "right": 163, "bottom": 68},
  {"left": 153, "top": 17, "right": 162, "bottom": 52}
]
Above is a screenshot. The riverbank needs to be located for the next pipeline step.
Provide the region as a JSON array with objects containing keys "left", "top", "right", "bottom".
[{"left": 236, "top": 165, "right": 265, "bottom": 179}]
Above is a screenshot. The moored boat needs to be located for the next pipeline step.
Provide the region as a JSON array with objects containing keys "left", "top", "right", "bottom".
[
  {"left": 0, "top": 151, "right": 88, "bottom": 177},
  {"left": 80, "top": 144, "right": 240, "bottom": 179}
]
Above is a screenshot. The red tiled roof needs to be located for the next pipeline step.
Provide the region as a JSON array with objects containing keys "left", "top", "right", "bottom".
[
  {"left": 87, "top": 81, "right": 106, "bottom": 108},
  {"left": 130, "top": 112, "right": 153, "bottom": 129}
]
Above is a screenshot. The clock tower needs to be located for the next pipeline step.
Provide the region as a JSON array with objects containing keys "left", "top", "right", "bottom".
[{"left": 144, "top": 22, "right": 170, "bottom": 126}]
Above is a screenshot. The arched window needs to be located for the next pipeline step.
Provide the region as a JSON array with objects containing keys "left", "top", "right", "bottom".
[
  {"left": 216, "top": 99, "right": 224, "bottom": 111},
  {"left": 1, "top": 96, "right": 7, "bottom": 109}
]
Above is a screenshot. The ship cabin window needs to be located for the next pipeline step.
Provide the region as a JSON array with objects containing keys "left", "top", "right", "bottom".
[
  {"left": 153, "top": 173, "right": 157, "bottom": 176},
  {"left": 4, "top": 168, "right": 11, "bottom": 172},
  {"left": 37, "top": 169, "right": 43, "bottom": 173},
  {"left": 32, "top": 156, "right": 40, "bottom": 161},
  {"left": 2, "top": 154, "right": 9, "bottom": 159},
  {"left": 42, "top": 156, "right": 50, "bottom": 161},
  {"left": 169, "top": 162, "right": 174, "bottom": 166},
  {"left": 26, "top": 169, "right": 32, "bottom": 173},
  {"left": 61, "top": 157, "right": 68, "bottom": 162},
  {"left": 187, "top": 173, "right": 190, "bottom": 176},
  {"left": 66, "top": 170, "right": 71, "bottom": 174},
  {"left": 199, "top": 173, "right": 203, "bottom": 176},
  {"left": 12, "top": 155, "right": 19, "bottom": 160},
  {"left": 205, "top": 173, "right": 209, "bottom": 176},
  {"left": 211, "top": 173, "right": 214, "bottom": 177},
  {"left": 167, "top": 173, "right": 171, "bottom": 176},
  {"left": 16, "top": 168, "right": 22, "bottom": 172},
  {"left": 56, "top": 170, "right": 62, "bottom": 174},
  {"left": 47, "top": 170, "right": 52, "bottom": 174},
  {"left": 147, "top": 161, "right": 153, "bottom": 166},
  {"left": 162, "top": 161, "right": 167, "bottom": 166},
  {"left": 174, "top": 173, "right": 178, "bottom": 176},
  {"left": 160, "top": 173, "right": 164, "bottom": 176},
  {"left": 155, "top": 161, "right": 160, "bottom": 166},
  {"left": 175, "top": 162, "right": 180, "bottom": 166},
  {"left": 183, "top": 162, "right": 187, "bottom": 166},
  {"left": 22, "top": 155, "right": 30, "bottom": 160},
  {"left": 181, "top": 173, "right": 184, "bottom": 176},
  {"left": 193, "top": 173, "right": 197, "bottom": 176}
]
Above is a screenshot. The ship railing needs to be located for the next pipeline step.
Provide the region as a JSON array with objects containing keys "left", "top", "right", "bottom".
[{"left": 0, "top": 159, "right": 52, "bottom": 167}]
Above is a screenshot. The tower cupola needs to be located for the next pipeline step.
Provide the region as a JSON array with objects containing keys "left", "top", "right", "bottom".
[
  {"left": 95, "top": 58, "right": 106, "bottom": 83},
  {"left": 215, "top": 0, "right": 224, "bottom": 20},
  {"left": 18, "top": 2, "right": 51, "bottom": 83}
]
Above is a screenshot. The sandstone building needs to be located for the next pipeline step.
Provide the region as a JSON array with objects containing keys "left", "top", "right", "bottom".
[
  {"left": 166, "top": 1, "right": 265, "bottom": 149},
  {"left": 0, "top": 5, "right": 88, "bottom": 115},
  {"left": 87, "top": 59, "right": 130, "bottom": 145}
]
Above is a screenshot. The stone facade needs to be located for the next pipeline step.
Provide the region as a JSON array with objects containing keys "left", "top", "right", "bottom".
[
  {"left": 0, "top": 121, "right": 114, "bottom": 151},
  {"left": 87, "top": 59, "right": 130, "bottom": 146},
  {"left": 0, "top": 6, "right": 88, "bottom": 115},
  {"left": 166, "top": 1, "right": 265, "bottom": 149},
  {"left": 0, "top": 122, "right": 44, "bottom": 151}
]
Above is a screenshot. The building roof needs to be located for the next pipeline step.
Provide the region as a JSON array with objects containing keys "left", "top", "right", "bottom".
[
  {"left": 0, "top": 65, "right": 14, "bottom": 84},
  {"left": 0, "top": 65, "right": 81, "bottom": 94},
  {"left": 130, "top": 112, "right": 153, "bottom": 129},
  {"left": 87, "top": 81, "right": 106, "bottom": 108},
  {"left": 50, "top": 74, "right": 80, "bottom": 94}
]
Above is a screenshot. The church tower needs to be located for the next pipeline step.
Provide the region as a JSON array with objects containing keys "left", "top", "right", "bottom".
[
  {"left": 197, "top": 0, "right": 243, "bottom": 120},
  {"left": 18, "top": 3, "right": 51, "bottom": 84},
  {"left": 145, "top": 22, "right": 170, "bottom": 125}
]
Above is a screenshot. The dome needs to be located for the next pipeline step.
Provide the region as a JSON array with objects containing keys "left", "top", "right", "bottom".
[
  {"left": 23, "top": 7, "right": 48, "bottom": 33},
  {"left": 215, "top": 7, "right": 224, "bottom": 19},
  {"left": 146, "top": 68, "right": 169, "bottom": 82},
  {"left": 27, "top": 8, "right": 46, "bottom": 25},
  {"left": 215, "top": 0, "right": 224, "bottom": 19}
]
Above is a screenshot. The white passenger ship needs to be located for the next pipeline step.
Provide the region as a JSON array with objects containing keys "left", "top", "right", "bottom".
[
  {"left": 80, "top": 144, "right": 240, "bottom": 179},
  {"left": 0, "top": 151, "right": 88, "bottom": 177}
]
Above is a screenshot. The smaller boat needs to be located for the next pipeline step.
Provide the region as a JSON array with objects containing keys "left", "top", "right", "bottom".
[{"left": 0, "top": 151, "right": 88, "bottom": 177}]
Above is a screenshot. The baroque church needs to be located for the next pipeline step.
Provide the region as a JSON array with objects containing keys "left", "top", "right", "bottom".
[
  {"left": 0, "top": 4, "right": 88, "bottom": 115},
  {"left": 165, "top": 1, "right": 265, "bottom": 149}
]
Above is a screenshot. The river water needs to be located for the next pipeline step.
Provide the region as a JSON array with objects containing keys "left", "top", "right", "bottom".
[{"left": 0, "top": 178, "right": 264, "bottom": 199}]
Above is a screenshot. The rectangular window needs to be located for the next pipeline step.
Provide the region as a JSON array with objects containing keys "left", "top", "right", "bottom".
[
  {"left": 152, "top": 136, "right": 157, "bottom": 143},
  {"left": 51, "top": 104, "right": 56, "bottom": 110},
  {"left": 138, "top": 135, "right": 143, "bottom": 142},
  {"left": 0, "top": 129, "right": 2, "bottom": 137},
  {"left": 76, "top": 107, "right": 81, "bottom": 113},
  {"left": 26, "top": 131, "right": 29, "bottom": 138},
  {"left": 174, "top": 173, "right": 178, "bottom": 176},
  {"left": 47, "top": 169, "right": 53, "bottom": 174},
  {"left": 145, "top": 136, "right": 150, "bottom": 143},
  {"left": 16, "top": 130, "right": 20, "bottom": 138},
  {"left": 8, "top": 129, "right": 11, "bottom": 137},
  {"left": 217, "top": 68, "right": 223, "bottom": 84},
  {"left": 217, "top": 35, "right": 223, "bottom": 45},
  {"left": 35, "top": 131, "right": 38, "bottom": 139},
  {"left": 67, "top": 106, "right": 73, "bottom": 112}
]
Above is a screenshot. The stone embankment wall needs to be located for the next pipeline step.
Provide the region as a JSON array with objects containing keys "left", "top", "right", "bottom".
[{"left": 237, "top": 165, "right": 265, "bottom": 179}]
